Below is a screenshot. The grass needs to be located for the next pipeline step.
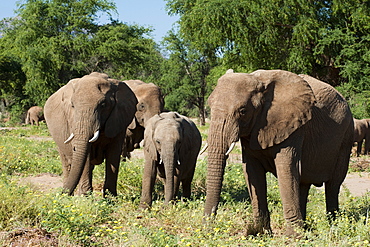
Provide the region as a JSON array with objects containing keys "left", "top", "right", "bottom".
[{"left": 0, "top": 124, "right": 369, "bottom": 246}]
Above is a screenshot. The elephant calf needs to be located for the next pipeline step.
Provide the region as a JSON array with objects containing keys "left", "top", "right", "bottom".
[{"left": 139, "top": 112, "right": 202, "bottom": 209}]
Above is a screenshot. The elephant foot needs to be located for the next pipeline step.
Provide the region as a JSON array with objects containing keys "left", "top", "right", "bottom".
[
  {"left": 138, "top": 202, "right": 151, "bottom": 210},
  {"left": 284, "top": 222, "right": 304, "bottom": 239},
  {"left": 245, "top": 222, "right": 272, "bottom": 236}
]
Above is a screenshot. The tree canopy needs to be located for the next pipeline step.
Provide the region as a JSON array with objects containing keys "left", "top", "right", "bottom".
[
  {"left": 0, "top": 0, "right": 162, "bottom": 111},
  {"left": 165, "top": 0, "right": 370, "bottom": 90}
]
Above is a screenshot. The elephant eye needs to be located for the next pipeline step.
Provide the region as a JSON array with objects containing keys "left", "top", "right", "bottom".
[
  {"left": 239, "top": 107, "right": 247, "bottom": 115},
  {"left": 101, "top": 102, "right": 106, "bottom": 108},
  {"left": 155, "top": 139, "right": 160, "bottom": 145},
  {"left": 137, "top": 103, "right": 145, "bottom": 111}
]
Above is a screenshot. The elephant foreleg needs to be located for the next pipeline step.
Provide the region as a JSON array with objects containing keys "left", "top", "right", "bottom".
[
  {"left": 181, "top": 177, "right": 192, "bottom": 199},
  {"left": 275, "top": 147, "right": 303, "bottom": 236},
  {"left": 103, "top": 145, "right": 122, "bottom": 197},
  {"left": 139, "top": 157, "right": 158, "bottom": 209},
  {"left": 174, "top": 174, "right": 180, "bottom": 200},
  {"left": 357, "top": 140, "right": 363, "bottom": 156},
  {"left": 324, "top": 180, "right": 341, "bottom": 221},
  {"left": 243, "top": 160, "right": 271, "bottom": 234},
  {"left": 299, "top": 183, "right": 311, "bottom": 221}
]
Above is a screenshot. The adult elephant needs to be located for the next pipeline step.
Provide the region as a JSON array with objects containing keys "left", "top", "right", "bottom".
[
  {"left": 353, "top": 118, "right": 370, "bottom": 156},
  {"left": 123, "top": 80, "right": 164, "bottom": 158},
  {"left": 204, "top": 69, "right": 353, "bottom": 236},
  {"left": 44, "top": 72, "right": 137, "bottom": 196},
  {"left": 25, "top": 106, "right": 44, "bottom": 126},
  {"left": 139, "top": 112, "right": 201, "bottom": 208}
]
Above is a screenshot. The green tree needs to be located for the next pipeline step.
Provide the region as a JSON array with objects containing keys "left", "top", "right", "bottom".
[
  {"left": 90, "top": 21, "right": 164, "bottom": 81},
  {"left": 166, "top": 0, "right": 325, "bottom": 73},
  {"left": 0, "top": 0, "right": 163, "bottom": 119},
  {"left": 160, "top": 30, "right": 215, "bottom": 125},
  {"left": 165, "top": 0, "right": 370, "bottom": 89},
  {"left": 1, "top": 0, "right": 117, "bottom": 106}
]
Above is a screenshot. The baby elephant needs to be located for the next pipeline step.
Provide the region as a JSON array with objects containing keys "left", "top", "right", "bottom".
[{"left": 139, "top": 112, "right": 202, "bottom": 209}]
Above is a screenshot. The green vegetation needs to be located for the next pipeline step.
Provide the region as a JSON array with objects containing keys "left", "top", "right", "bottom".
[{"left": 0, "top": 125, "right": 369, "bottom": 246}]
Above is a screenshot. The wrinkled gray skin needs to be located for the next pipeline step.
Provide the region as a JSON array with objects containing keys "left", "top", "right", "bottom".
[
  {"left": 353, "top": 118, "right": 370, "bottom": 156},
  {"left": 205, "top": 69, "right": 353, "bottom": 236},
  {"left": 25, "top": 106, "right": 44, "bottom": 126},
  {"left": 44, "top": 72, "right": 137, "bottom": 196},
  {"left": 123, "top": 80, "right": 164, "bottom": 158},
  {"left": 139, "top": 112, "right": 201, "bottom": 209}
]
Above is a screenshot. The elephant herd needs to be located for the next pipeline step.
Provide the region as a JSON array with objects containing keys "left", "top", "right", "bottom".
[{"left": 31, "top": 69, "right": 358, "bottom": 237}]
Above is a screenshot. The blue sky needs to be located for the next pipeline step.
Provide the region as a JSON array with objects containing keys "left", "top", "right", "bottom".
[{"left": 0, "top": 0, "right": 179, "bottom": 43}]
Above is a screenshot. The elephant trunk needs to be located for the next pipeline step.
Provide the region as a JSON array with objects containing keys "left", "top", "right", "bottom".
[
  {"left": 63, "top": 138, "right": 90, "bottom": 195},
  {"left": 63, "top": 111, "right": 98, "bottom": 195},
  {"left": 204, "top": 117, "right": 235, "bottom": 216},
  {"left": 162, "top": 147, "right": 177, "bottom": 204}
]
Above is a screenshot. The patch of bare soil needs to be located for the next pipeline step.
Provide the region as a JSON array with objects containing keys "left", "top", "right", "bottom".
[
  {"left": 21, "top": 173, "right": 63, "bottom": 193},
  {"left": 0, "top": 228, "right": 58, "bottom": 247}
]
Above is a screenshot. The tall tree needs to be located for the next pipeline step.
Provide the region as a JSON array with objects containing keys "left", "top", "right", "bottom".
[
  {"left": 160, "top": 30, "right": 214, "bottom": 125},
  {"left": 0, "top": 0, "right": 163, "bottom": 111},
  {"left": 1, "top": 0, "right": 117, "bottom": 105},
  {"left": 90, "top": 21, "right": 164, "bottom": 81}
]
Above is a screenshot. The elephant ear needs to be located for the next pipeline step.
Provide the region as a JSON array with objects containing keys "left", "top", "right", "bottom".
[
  {"left": 178, "top": 116, "right": 195, "bottom": 160},
  {"left": 143, "top": 114, "right": 162, "bottom": 161},
  {"left": 249, "top": 70, "right": 316, "bottom": 149},
  {"left": 105, "top": 81, "right": 138, "bottom": 138}
]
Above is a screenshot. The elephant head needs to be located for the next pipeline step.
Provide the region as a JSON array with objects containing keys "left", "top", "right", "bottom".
[
  {"left": 44, "top": 72, "right": 138, "bottom": 195},
  {"left": 123, "top": 80, "right": 164, "bottom": 157}
]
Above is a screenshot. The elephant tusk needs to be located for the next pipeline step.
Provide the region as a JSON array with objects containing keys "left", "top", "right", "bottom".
[
  {"left": 199, "top": 143, "right": 208, "bottom": 155},
  {"left": 225, "top": 142, "right": 236, "bottom": 156},
  {"left": 64, "top": 133, "right": 75, "bottom": 144},
  {"left": 159, "top": 159, "right": 163, "bottom": 165},
  {"left": 89, "top": 130, "right": 100, "bottom": 143},
  {"left": 177, "top": 160, "right": 180, "bottom": 165}
]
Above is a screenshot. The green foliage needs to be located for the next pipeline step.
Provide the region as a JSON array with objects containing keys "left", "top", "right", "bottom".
[
  {"left": 160, "top": 30, "right": 215, "bottom": 124},
  {"left": 0, "top": 0, "right": 162, "bottom": 118},
  {"left": 166, "top": 0, "right": 323, "bottom": 74},
  {"left": 91, "top": 22, "right": 164, "bottom": 81},
  {"left": 166, "top": 0, "right": 370, "bottom": 91},
  {"left": 336, "top": 83, "right": 370, "bottom": 119}
]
